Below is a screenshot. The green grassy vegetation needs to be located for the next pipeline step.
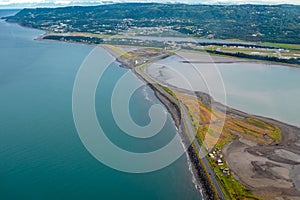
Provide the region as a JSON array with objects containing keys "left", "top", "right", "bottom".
[
  {"left": 261, "top": 42, "right": 300, "bottom": 50},
  {"left": 195, "top": 132, "right": 204, "bottom": 146},
  {"left": 208, "top": 158, "right": 262, "bottom": 200},
  {"left": 176, "top": 92, "right": 284, "bottom": 200},
  {"left": 50, "top": 32, "right": 123, "bottom": 39},
  {"left": 213, "top": 132, "right": 234, "bottom": 150},
  {"left": 282, "top": 51, "right": 300, "bottom": 58},
  {"left": 232, "top": 121, "right": 266, "bottom": 141},
  {"left": 43, "top": 35, "right": 104, "bottom": 44},
  {"left": 7, "top": 4, "right": 300, "bottom": 44},
  {"left": 207, "top": 49, "right": 299, "bottom": 65},
  {"left": 103, "top": 45, "right": 131, "bottom": 58},
  {"left": 268, "top": 126, "right": 282, "bottom": 143},
  {"left": 107, "top": 44, "right": 281, "bottom": 199},
  {"left": 201, "top": 44, "right": 300, "bottom": 61},
  {"left": 246, "top": 118, "right": 271, "bottom": 129},
  {"left": 222, "top": 49, "right": 276, "bottom": 56},
  {"left": 208, "top": 128, "right": 215, "bottom": 137},
  {"left": 161, "top": 85, "right": 175, "bottom": 97},
  {"left": 194, "top": 122, "right": 206, "bottom": 143},
  {"left": 221, "top": 48, "right": 265, "bottom": 53},
  {"left": 245, "top": 118, "right": 282, "bottom": 143}
]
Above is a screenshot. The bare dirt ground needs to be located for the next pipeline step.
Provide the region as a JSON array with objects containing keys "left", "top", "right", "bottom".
[
  {"left": 106, "top": 46, "right": 300, "bottom": 199},
  {"left": 223, "top": 104, "right": 300, "bottom": 200},
  {"left": 174, "top": 85, "right": 300, "bottom": 199},
  {"left": 147, "top": 50, "right": 300, "bottom": 199}
]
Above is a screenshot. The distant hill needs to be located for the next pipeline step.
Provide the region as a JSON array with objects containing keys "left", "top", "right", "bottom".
[{"left": 5, "top": 3, "right": 300, "bottom": 44}]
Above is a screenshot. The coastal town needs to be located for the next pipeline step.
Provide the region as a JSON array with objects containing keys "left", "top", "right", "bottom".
[{"left": 4, "top": 3, "right": 300, "bottom": 65}]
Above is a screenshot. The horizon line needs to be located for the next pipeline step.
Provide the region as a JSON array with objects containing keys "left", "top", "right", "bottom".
[{"left": 1, "top": 2, "right": 299, "bottom": 9}]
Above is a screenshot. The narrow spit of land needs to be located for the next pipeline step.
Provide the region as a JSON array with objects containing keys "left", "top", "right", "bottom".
[
  {"left": 103, "top": 45, "right": 300, "bottom": 200},
  {"left": 3, "top": 6, "right": 300, "bottom": 199}
]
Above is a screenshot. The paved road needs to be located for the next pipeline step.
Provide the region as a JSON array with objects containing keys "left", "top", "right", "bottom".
[
  {"left": 180, "top": 103, "right": 226, "bottom": 200},
  {"left": 136, "top": 65, "right": 226, "bottom": 200}
]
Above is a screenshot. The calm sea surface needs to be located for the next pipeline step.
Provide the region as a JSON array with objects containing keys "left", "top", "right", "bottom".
[
  {"left": 149, "top": 55, "right": 300, "bottom": 127},
  {"left": 0, "top": 11, "right": 201, "bottom": 200}
]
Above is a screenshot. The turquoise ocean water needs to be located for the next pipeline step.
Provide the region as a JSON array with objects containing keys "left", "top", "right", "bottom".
[{"left": 0, "top": 11, "right": 201, "bottom": 200}]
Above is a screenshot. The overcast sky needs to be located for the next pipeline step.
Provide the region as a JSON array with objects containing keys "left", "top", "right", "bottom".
[{"left": 1, "top": 0, "right": 299, "bottom": 8}]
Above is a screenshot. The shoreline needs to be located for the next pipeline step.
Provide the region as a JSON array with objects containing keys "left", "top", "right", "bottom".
[
  {"left": 146, "top": 70, "right": 300, "bottom": 199},
  {"left": 3, "top": 17, "right": 300, "bottom": 200},
  {"left": 2, "top": 16, "right": 299, "bottom": 69},
  {"left": 35, "top": 29, "right": 300, "bottom": 68},
  {"left": 31, "top": 29, "right": 300, "bottom": 198},
  {"left": 139, "top": 67, "right": 220, "bottom": 200},
  {"left": 102, "top": 44, "right": 224, "bottom": 199},
  {"left": 146, "top": 51, "right": 300, "bottom": 127},
  {"left": 152, "top": 77, "right": 300, "bottom": 199},
  {"left": 103, "top": 44, "right": 300, "bottom": 199},
  {"left": 16, "top": 20, "right": 300, "bottom": 197},
  {"left": 1, "top": 19, "right": 218, "bottom": 199}
]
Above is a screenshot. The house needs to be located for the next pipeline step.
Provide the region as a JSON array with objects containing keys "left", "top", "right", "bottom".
[
  {"left": 217, "top": 158, "right": 224, "bottom": 166},
  {"left": 223, "top": 168, "right": 230, "bottom": 175},
  {"left": 209, "top": 153, "right": 215, "bottom": 159}
]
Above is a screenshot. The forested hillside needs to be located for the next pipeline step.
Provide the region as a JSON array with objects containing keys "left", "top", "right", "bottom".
[{"left": 5, "top": 3, "right": 300, "bottom": 44}]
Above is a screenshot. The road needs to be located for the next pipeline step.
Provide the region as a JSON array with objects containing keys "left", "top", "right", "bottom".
[
  {"left": 180, "top": 103, "right": 226, "bottom": 200},
  {"left": 155, "top": 85, "right": 226, "bottom": 200},
  {"left": 130, "top": 52, "right": 226, "bottom": 200}
]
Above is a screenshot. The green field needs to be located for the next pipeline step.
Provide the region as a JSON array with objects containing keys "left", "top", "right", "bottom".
[{"left": 261, "top": 42, "right": 300, "bottom": 50}]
